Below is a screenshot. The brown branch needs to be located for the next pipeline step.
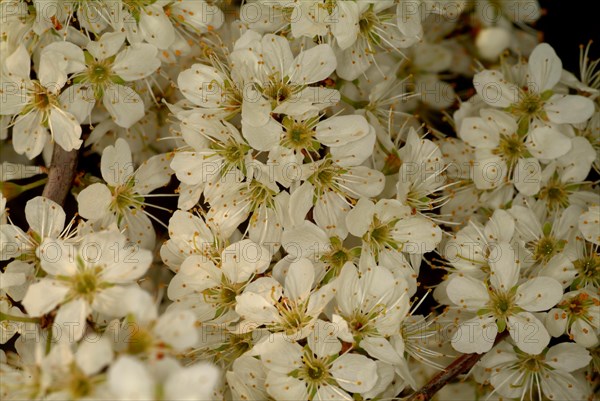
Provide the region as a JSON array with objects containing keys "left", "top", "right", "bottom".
[
  {"left": 406, "top": 332, "right": 509, "bottom": 401},
  {"left": 42, "top": 145, "right": 79, "bottom": 206}
]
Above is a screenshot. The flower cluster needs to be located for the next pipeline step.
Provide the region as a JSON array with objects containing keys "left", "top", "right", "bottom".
[{"left": 1, "top": 1, "right": 598, "bottom": 400}]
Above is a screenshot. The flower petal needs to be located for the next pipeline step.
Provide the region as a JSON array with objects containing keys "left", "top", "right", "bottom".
[
  {"left": 22, "top": 279, "right": 69, "bottom": 317},
  {"left": 451, "top": 315, "right": 498, "bottom": 354},
  {"left": 102, "top": 84, "right": 145, "bottom": 129},
  {"left": 516, "top": 277, "right": 562, "bottom": 312},
  {"left": 77, "top": 183, "right": 112, "bottom": 220},
  {"left": 507, "top": 312, "right": 550, "bottom": 355}
]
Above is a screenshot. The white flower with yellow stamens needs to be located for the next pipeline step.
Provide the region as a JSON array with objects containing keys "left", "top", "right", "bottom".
[{"left": 77, "top": 138, "right": 173, "bottom": 250}]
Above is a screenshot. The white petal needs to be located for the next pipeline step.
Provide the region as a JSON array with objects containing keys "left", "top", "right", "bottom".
[
  {"left": 315, "top": 385, "right": 352, "bottom": 401},
  {"left": 459, "top": 117, "right": 499, "bottom": 148},
  {"left": 307, "top": 320, "right": 342, "bottom": 359},
  {"left": 241, "top": 89, "right": 271, "bottom": 127},
  {"left": 59, "top": 84, "right": 95, "bottom": 123},
  {"left": 282, "top": 221, "right": 329, "bottom": 259},
  {"left": 284, "top": 258, "right": 314, "bottom": 303},
  {"left": 75, "top": 336, "right": 113, "bottom": 375},
  {"left": 315, "top": 115, "right": 371, "bottom": 146},
  {"left": 53, "top": 298, "right": 90, "bottom": 343},
  {"left": 446, "top": 275, "right": 490, "bottom": 309},
  {"left": 516, "top": 277, "right": 562, "bottom": 312},
  {"left": 241, "top": 118, "right": 281, "bottom": 151},
  {"left": 92, "top": 285, "right": 142, "bottom": 318},
  {"left": 77, "top": 183, "right": 112, "bottom": 220},
  {"left": 540, "top": 369, "right": 586, "bottom": 401},
  {"left": 451, "top": 315, "right": 498, "bottom": 354},
  {"left": 113, "top": 43, "right": 161, "bottom": 80},
  {"left": 265, "top": 373, "right": 307, "bottom": 401},
  {"left": 345, "top": 197, "right": 375, "bottom": 237},
  {"left": 139, "top": 8, "right": 175, "bottom": 49},
  {"left": 164, "top": 363, "right": 220, "bottom": 400},
  {"left": 133, "top": 153, "right": 173, "bottom": 194},
  {"left": 571, "top": 319, "right": 599, "bottom": 348},
  {"left": 25, "top": 196, "right": 65, "bottom": 239},
  {"left": 39, "top": 41, "right": 85, "bottom": 85},
  {"left": 545, "top": 308, "right": 568, "bottom": 337},
  {"left": 220, "top": 239, "right": 271, "bottom": 283},
  {"left": 12, "top": 113, "right": 48, "bottom": 159},
  {"left": 177, "top": 64, "right": 225, "bottom": 108},
  {"left": 393, "top": 216, "right": 443, "bottom": 254},
  {"left": 288, "top": 44, "right": 337, "bottom": 85},
  {"left": 330, "top": 1, "right": 360, "bottom": 49},
  {"left": 108, "top": 356, "right": 154, "bottom": 400},
  {"left": 473, "top": 70, "right": 519, "bottom": 108},
  {"left": 154, "top": 310, "right": 198, "bottom": 351},
  {"left": 546, "top": 342, "right": 592, "bottom": 371},
  {"left": 256, "top": 334, "right": 303, "bottom": 374},
  {"left": 360, "top": 337, "right": 402, "bottom": 365},
  {"left": 330, "top": 131, "right": 375, "bottom": 167},
  {"left": 235, "top": 292, "right": 279, "bottom": 325},
  {"left": 5, "top": 45, "right": 30, "bottom": 77},
  {"left": 526, "top": 126, "right": 571, "bottom": 159},
  {"left": 545, "top": 94, "right": 594, "bottom": 124},
  {"left": 49, "top": 109, "right": 82, "bottom": 151},
  {"left": 87, "top": 31, "right": 126, "bottom": 60},
  {"left": 579, "top": 206, "right": 600, "bottom": 245},
  {"left": 37, "top": 238, "right": 77, "bottom": 276},
  {"left": 102, "top": 84, "right": 145, "bottom": 129},
  {"left": 508, "top": 312, "right": 550, "bottom": 355},
  {"left": 99, "top": 239, "right": 152, "bottom": 283},
  {"left": 100, "top": 137, "right": 134, "bottom": 186},
  {"left": 22, "top": 279, "right": 69, "bottom": 316},
  {"left": 514, "top": 157, "right": 541, "bottom": 196},
  {"left": 331, "top": 353, "right": 378, "bottom": 393},
  {"left": 261, "top": 34, "right": 293, "bottom": 75},
  {"left": 489, "top": 242, "right": 519, "bottom": 291},
  {"left": 484, "top": 209, "right": 515, "bottom": 242},
  {"left": 527, "top": 43, "right": 562, "bottom": 93}
]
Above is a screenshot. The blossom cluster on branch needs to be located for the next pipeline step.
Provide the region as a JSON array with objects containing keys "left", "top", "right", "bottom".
[{"left": 0, "top": 0, "right": 598, "bottom": 400}]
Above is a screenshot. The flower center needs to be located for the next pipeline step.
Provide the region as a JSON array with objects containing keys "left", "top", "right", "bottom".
[
  {"left": 494, "top": 133, "right": 527, "bottom": 168},
  {"left": 32, "top": 82, "right": 56, "bottom": 111},
  {"left": 285, "top": 124, "right": 315, "bottom": 150},
  {"left": 519, "top": 353, "right": 546, "bottom": 372},
  {"left": 572, "top": 253, "right": 600, "bottom": 289},
  {"left": 307, "top": 159, "right": 346, "bottom": 196},
  {"left": 275, "top": 297, "right": 312, "bottom": 335},
  {"left": 122, "top": 0, "right": 156, "bottom": 21},
  {"left": 359, "top": 11, "right": 377, "bottom": 36},
  {"left": 245, "top": 179, "right": 277, "bottom": 211},
  {"left": 531, "top": 235, "right": 564, "bottom": 264},
  {"left": 127, "top": 327, "right": 155, "bottom": 355},
  {"left": 488, "top": 289, "right": 517, "bottom": 321},
  {"left": 202, "top": 276, "right": 244, "bottom": 317},
  {"left": 298, "top": 353, "right": 332, "bottom": 389},
  {"left": 68, "top": 366, "right": 95, "bottom": 398},
  {"left": 538, "top": 175, "right": 571, "bottom": 210},
  {"left": 73, "top": 269, "right": 98, "bottom": 296},
  {"left": 365, "top": 217, "right": 398, "bottom": 253},
  {"left": 509, "top": 90, "right": 547, "bottom": 121},
  {"left": 264, "top": 80, "right": 293, "bottom": 104},
  {"left": 87, "top": 59, "right": 114, "bottom": 86},
  {"left": 211, "top": 139, "right": 250, "bottom": 174},
  {"left": 214, "top": 332, "right": 253, "bottom": 366}
]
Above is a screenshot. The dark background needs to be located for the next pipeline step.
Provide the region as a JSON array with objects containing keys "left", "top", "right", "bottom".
[{"left": 538, "top": 0, "right": 600, "bottom": 72}]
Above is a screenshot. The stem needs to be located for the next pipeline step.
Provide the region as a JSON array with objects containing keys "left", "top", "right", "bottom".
[
  {"left": 21, "top": 177, "right": 48, "bottom": 192},
  {"left": 0, "top": 311, "right": 41, "bottom": 324},
  {"left": 42, "top": 145, "right": 79, "bottom": 206},
  {"left": 406, "top": 331, "right": 509, "bottom": 401},
  {"left": 340, "top": 94, "right": 369, "bottom": 110}
]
